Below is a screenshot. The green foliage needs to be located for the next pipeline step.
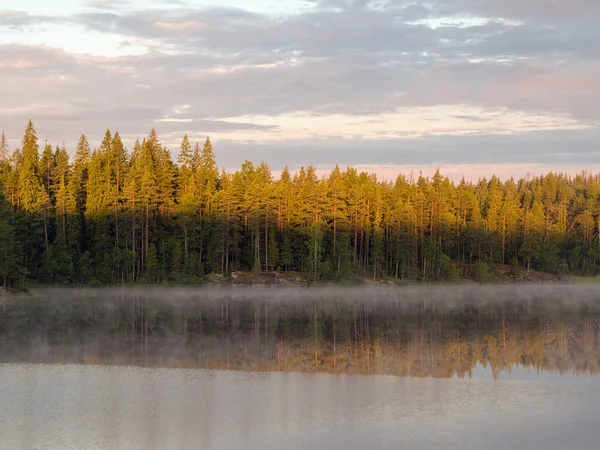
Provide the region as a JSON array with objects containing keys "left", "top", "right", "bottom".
[
  {"left": 306, "top": 221, "right": 324, "bottom": 283},
  {"left": 144, "top": 245, "right": 160, "bottom": 283},
  {"left": 509, "top": 258, "right": 521, "bottom": 278},
  {"left": 0, "top": 192, "right": 26, "bottom": 288},
  {"left": 473, "top": 262, "right": 495, "bottom": 284},
  {"left": 437, "top": 254, "right": 462, "bottom": 282},
  {"left": 3, "top": 120, "right": 600, "bottom": 286},
  {"left": 18, "top": 121, "right": 44, "bottom": 213},
  {"left": 78, "top": 252, "right": 94, "bottom": 284}
]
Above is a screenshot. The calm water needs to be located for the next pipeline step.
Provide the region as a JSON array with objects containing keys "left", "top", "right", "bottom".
[{"left": 1, "top": 286, "right": 600, "bottom": 449}]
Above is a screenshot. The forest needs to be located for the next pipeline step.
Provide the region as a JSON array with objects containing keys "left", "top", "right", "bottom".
[{"left": 2, "top": 120, "right": 600, "bottom": 287}]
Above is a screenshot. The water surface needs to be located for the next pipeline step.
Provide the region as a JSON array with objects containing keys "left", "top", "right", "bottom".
[{"left": 1, "top": 286, "right": 599, "bottom": 449}]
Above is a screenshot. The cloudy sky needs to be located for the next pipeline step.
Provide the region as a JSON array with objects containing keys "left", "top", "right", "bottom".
[{"left": 1, "top": 0, "right": 599, "bottom": 180}]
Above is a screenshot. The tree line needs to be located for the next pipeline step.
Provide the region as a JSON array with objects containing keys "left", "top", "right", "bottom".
[{"left": 1, "top": 120, "right": 600, "bottom": 287}]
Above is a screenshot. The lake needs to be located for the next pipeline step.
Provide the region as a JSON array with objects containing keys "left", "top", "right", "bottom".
[{"left": 1, "top": 285, "right": 599, "bottom": 449}]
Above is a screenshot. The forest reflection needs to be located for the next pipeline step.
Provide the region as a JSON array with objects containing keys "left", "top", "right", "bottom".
[{"left": 1, "top": 287, "right": 600, "bottom": 379}]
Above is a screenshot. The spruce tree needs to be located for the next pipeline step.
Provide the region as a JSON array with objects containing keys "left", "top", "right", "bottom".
[
  {"left": 40, "top": 142, "right": 55, "bottom": 200},
  {"left": 16, "top": 121, "right": 46, "bottom": 278},
  {"left": 18, "top": 120, "right": 43, "bottom": 214},
  {"left": 70, "top": 134, "right": 91, "bottom": 215}
]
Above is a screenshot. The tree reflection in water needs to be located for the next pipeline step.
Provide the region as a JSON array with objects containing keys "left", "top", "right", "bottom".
[{"left": 1, "top": 286, "right": 599, "bottom": 379}]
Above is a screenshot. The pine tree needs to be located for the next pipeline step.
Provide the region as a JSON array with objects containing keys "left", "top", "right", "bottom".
[
  {"left": 0, "top": 132, "right": 8, "bottom": 163},
  {"left": 0, "top": 133, "right": 10, "bottom": 193},
  {"left": 15, "top": 121, "right": 46, "bottom": 278},
  {"left": 110, "top": 131, "right": 128, "bottom": 254},
  {"left": 3, "top": 149, "right": 20, "bottom": 211},
  {"left": 193, "top": 137, "right": 219, "bottom": 273},
  {"left": 178, "top": 134, "right": 193, "bottom": 181},
  {"left": 39, "top": 142, "right": 55, "bottom": 200},
  {"left": 8, "top": 120, "right": 600, "bottom": 285},
  {"left": 177, "top": 135, "right": 199, "bottom": 274},
  {"left": 123, "top": 145, "right": 140, "bottom": 282},
  {"left": 70, "top": 134, "right": 91, "bottom": 215},
  {"left": 18, "top": 121, "right": 44, "bottom": 214},
  {"left": 66, "top": 134, "right": 92, "bottom": 274},
  {"left": 139, "top": 131, "right": 160, "bottom": 270},
  {"left": 307, "top": 221, "right": 324, "bottom": 283}
]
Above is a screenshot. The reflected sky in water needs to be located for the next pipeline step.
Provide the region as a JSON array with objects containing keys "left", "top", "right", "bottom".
[{"left": 1, "top": 364, "right": 599, "bottom": 450}]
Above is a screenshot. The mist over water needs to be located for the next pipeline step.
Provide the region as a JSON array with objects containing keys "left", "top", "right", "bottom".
[{"left": 2, "top": 285, "right": 600, "bottom": 449}]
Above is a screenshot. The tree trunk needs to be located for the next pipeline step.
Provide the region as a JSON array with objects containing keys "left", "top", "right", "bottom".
[
  {"left": 314, "top": 223, "right": 318, "bottom": 283},
  {"left": 333, "top": 203, "right": 337, "bottom": 257},
  {"left": 225, "top": 200, "right": 230, "bottom": 273},
  {"left": 354, "top": 207, "right": 358, "bottom": 264},
  {"left": 131, "top": 193, "right": 136, "bottom": 282},
  {"left": 502, "top": 215, "right": 506, "bottom": 264},
  {"left": 43, "top": 214, "right": 49, "bottom": 252},
  {"left": 199, "top": 209, "right": 204, "bottom": 271},
  {"left": 183, "top": 221, "right": 188, "bottom": 265},
  {"left": 144, "top": 202, "right": 149, "bottom": 268},
  {"left": 115, "top": 198, "right": 119, "bottom": 250},
  {"left": 61, "top": 207, "right": 66, "bottom": 243}
]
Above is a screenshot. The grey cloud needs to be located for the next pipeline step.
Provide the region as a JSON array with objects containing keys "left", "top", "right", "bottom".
[
  {"left": 463, "top": 24, "right": 600, "bottom": 59},
  {"left": 1, "top": 42, "right": 599, "bottom": 145},
  {"left": 85, "top": 0, "right": 133, "bottom": 10},
  {"left": 316, "top": 0, "right": 374, "bottom": 10},
  {"left": 64, "top": 4, "right": 600, "bottom": 67},
  {"left": 2, "top": 36, "right": 600, "bottom": 121},
  {"left": 74, "top": 8, "right": 434, "bottom": 56},
  {"left": 428, "top": 0, "right": 600, "bottom": 23},
  {"left": 452, "top": 115, "right": 489, "bottom": 122},
  {"left": 1, "top": 0, "right": 600, "bottom": 168},
  {"left": 211, "top": 128, "right": 600, "bottom": 171},
  {"left": 5, "top": 4, "right": 597, "bottom": 62},
  {"left": 212, "top": 128, "right": 600, "bottom": 171},
  {"left": 319, "top": 0, "right": 600, "bottom": 23},
  {"left": 0, "top": 10, "right": 68, "bottom": 30}
]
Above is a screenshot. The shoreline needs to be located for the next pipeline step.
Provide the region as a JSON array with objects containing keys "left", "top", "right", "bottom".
[{"left": 6, "top": 267, "right": 592, "bottom": 292}]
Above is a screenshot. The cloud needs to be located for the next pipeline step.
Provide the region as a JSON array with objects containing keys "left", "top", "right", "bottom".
[
  {"left": 0, "top": 0, "right": 599, "bottom": 176},
  {"left": 311, "top": 162, "right": 600, "bottom": 183},
  {"left": 0, "top": 9, "right": 63, "bottom": 30},
  {"left": 212, "top": 128, "right": 600, "bottom": 172},
  {"left": 84, "top": 0, "right": 133, "bottom": 10},
  {"left": 426, "top": 0, "right": 600, "bottom": 23}
]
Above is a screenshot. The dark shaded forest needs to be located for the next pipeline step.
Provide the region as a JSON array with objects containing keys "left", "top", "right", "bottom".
[{"left": 2, "top": 120, "right": 600, "bottom": 287}]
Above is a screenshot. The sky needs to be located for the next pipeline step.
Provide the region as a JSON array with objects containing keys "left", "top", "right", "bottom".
[{"left": 1, "top": 0, "right": 599, "bottom": 181}]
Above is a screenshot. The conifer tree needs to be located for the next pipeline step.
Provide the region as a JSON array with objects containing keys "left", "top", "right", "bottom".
[
  {"left": 67, "top": 133, "right": 91, "bottom": 267},
  {"left": 0, "top": 133, "right": 10, "bottom": 191},
  {"left": 277, "top": 166, "right": 294, "bottom": 271},
  {"left": 16, "top": 121, "right": 46, "bottom": 277},
  {"left": 123, "top": 142, "right": 141, "bottom": 282},
  {"left": 0, "top": 132, "right": 8, "bottom": 163},
  {"left": 176, "top": 135, "right": 198, "bottom": 274},
  {"left": 5, "top": 119, "right": 600, "bottom": 285},
  {"left": 40, "top": 142, "right": 55, "bottom": 200},
  {"left": 18, "top": 121, "right": 43, "bottom": 214},
  {"left": 0, "top": 190, "right": 24, "bottom": 287},
  {"left": 110, "top": 132, "right": 127, "bottom": 250}
]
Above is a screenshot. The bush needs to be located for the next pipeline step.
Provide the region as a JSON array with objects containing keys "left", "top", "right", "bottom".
[
  {"left": 438, "top": 254, "right": 462, "bottom": 281},
  {"left": 473, "top": 262, "right": 495, "bottom": 284},
  {"left": 509, "top": 258, "right": 521, "bottom": 278}
]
